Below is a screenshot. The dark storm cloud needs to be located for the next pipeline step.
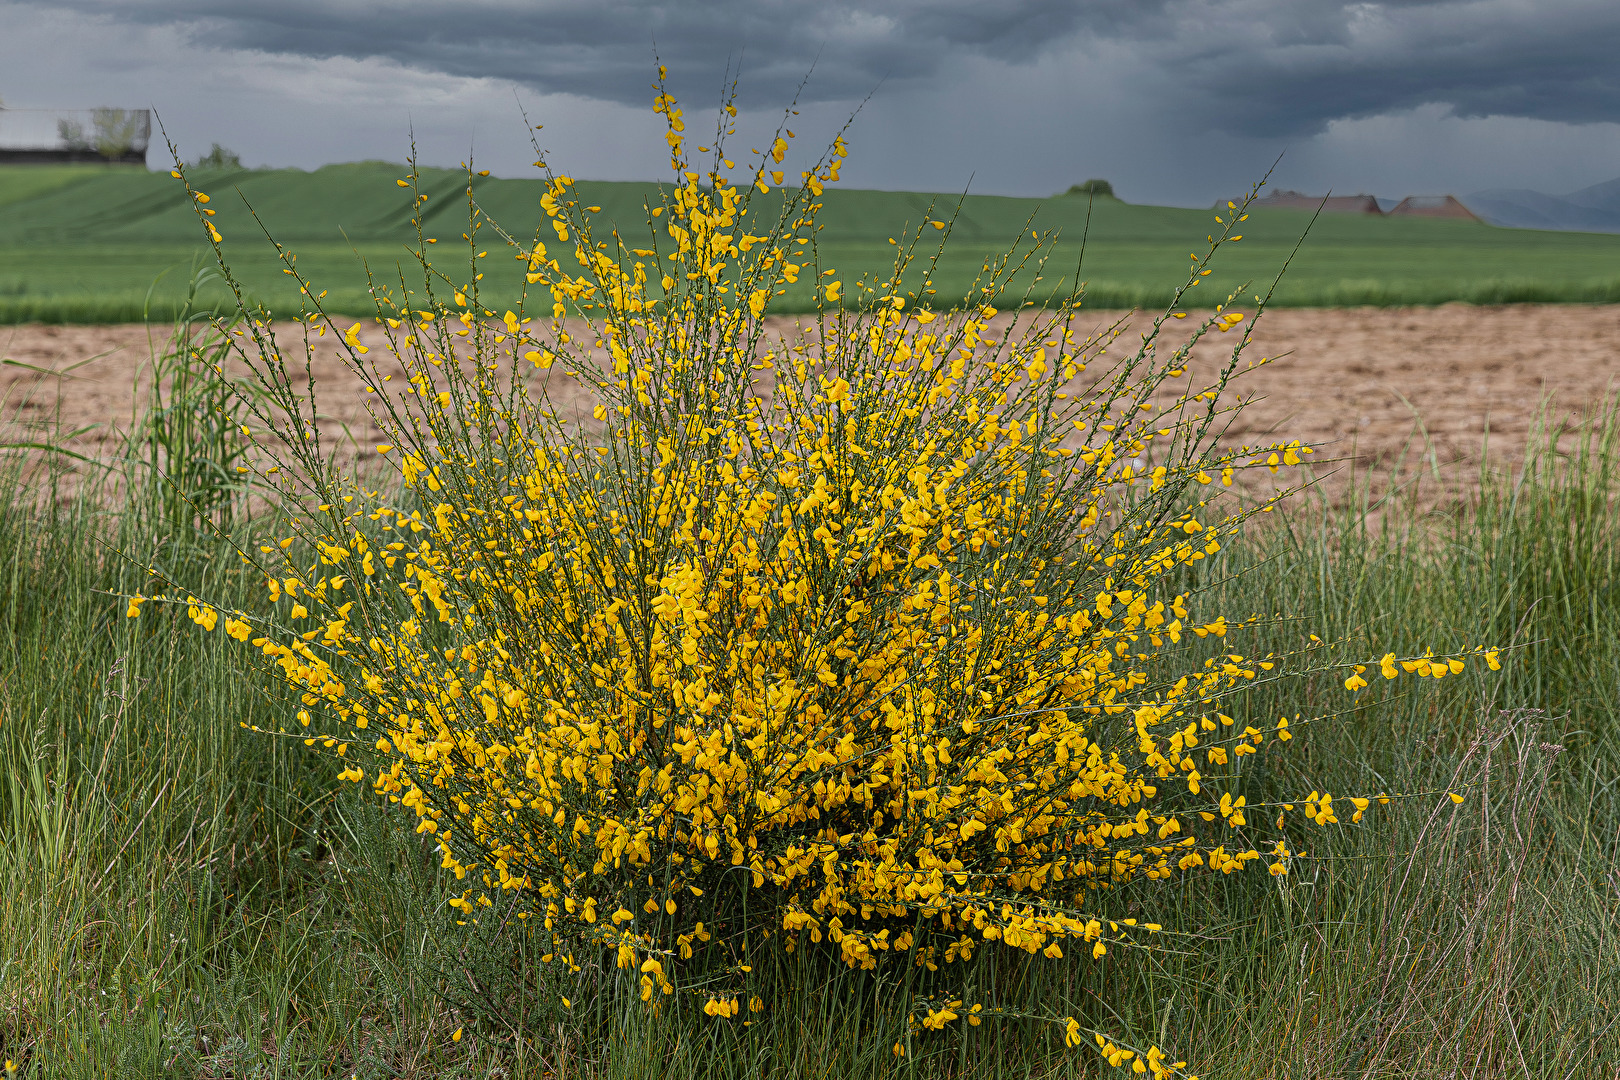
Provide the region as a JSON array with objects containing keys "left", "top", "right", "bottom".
[
  {"left": 41, "top": 0, "right": 1133, "bottom": 106},
  {"left": 1170, "top": 0, "right": 1620, "bottom": 136},
  {"left": 37, "top": 0, "right": 1620, "bottom": 136}
]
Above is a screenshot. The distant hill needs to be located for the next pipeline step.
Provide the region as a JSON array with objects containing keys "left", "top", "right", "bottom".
[
  {"left": 1467, "top": 176, "right": 1620, "bottom": 233},
  {"left": 1566, "top": 176, "right": 1620, "bottom": 213}
]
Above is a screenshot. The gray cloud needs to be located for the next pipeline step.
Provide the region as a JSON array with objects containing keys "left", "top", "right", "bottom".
[
  {"left": 36, "top": 0, "right": 1124, "bottom": 108},
  {"left": 30, "top": 0, "right": 1620, "bottom": 138},
  {"left": 1170, "top": 0, "right": 1620, "bottom": 136}
]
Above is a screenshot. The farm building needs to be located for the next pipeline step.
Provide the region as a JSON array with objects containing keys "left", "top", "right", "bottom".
[
  {"left": 0, "top": 107, "right": 150, "bottom": 165},
  {"left": 1388, "top": 195, "right": 1480, "bottom": 221},
  {"left": 1239, "top": 190, "right": 1384, "bottom": 214}
]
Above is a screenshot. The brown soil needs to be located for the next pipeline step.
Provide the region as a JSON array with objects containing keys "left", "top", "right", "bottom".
[{"left": 3, "top": 304, "right": 1617, "bottom": 509}]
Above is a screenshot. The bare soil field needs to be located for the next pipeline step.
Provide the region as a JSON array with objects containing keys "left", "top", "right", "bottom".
[{"left": 3, "top": 304, "right": 1616, "bottom": 511}]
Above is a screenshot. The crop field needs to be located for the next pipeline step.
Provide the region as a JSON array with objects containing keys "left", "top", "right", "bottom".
[
  {"left": 4, "top": 163, "right": 1620, "bottom": 323},
  {"left": 0, "top": 141, "right": 1617, "bottom": 1080}
]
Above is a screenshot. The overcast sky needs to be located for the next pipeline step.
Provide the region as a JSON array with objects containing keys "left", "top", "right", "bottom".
[{"left": 3, "top": 0, "right": 1619, "bottom": 206}]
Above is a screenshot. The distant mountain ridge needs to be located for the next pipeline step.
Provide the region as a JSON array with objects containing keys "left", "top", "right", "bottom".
[{"left": 1467, "top": 176, "right": 1620, "bottom": 233}]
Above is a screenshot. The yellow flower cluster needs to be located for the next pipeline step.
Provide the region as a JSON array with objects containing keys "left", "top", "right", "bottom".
[{"left": 147, "top": 75, "right": 1500, "bottom": 1078}]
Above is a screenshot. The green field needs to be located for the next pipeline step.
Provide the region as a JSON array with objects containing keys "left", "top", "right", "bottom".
[{"left": 3, "top": 163, "right": 1620, "bottom": 323}]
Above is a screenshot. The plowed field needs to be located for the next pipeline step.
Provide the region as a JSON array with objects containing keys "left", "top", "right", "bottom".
[{"left": 4, "top": 303, "right": 1616, "bottom": 509}]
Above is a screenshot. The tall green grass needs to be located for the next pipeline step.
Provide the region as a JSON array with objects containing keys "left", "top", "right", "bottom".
[{"left": 0, "top": 329, "right": 1613, "bottom": 1075}]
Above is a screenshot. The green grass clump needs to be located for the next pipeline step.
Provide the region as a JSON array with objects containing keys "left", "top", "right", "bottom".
[{"left": 4, "top": 163, "right": 1620, "bottom": 323}]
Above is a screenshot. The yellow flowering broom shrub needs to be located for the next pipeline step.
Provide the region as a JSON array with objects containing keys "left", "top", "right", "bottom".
[{"left": 138, "top": 75, "right": 1501, "bottom": 1076}]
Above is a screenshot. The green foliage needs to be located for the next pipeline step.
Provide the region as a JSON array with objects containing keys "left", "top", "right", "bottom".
[
  {"left": 125, "top": 263, "right": 263, "bottom": 534},
  {"left": 55, "top": 108, "right": 146, "bottom": 159},
  {"left": 191, "top": 143, "right": 243, "bottom": 171},
  {"left": 1064, "top": 180, "right": 1115, "bottom": 198}
]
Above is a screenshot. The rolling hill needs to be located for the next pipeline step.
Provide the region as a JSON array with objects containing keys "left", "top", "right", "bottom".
[{"left": 3, "top": 162, "right": 1620, "bottom": 323}]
